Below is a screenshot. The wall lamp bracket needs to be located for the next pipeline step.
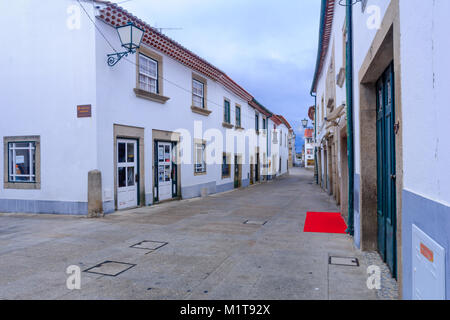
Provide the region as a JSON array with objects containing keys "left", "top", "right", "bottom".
[{"left": 107, "top": 50, "right": 135, "bottom": 67}]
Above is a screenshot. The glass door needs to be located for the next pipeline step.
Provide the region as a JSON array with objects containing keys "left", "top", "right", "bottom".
[
  {"left": 117, "top": 139, "right": 138, "bottom": 210},
  {"left": 157, "top": 142, "right": 172, "bottom": 201}
]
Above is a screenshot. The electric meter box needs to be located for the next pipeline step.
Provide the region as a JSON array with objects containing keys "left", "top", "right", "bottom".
[{"left": 412, "top": 224, "right": 446, "bottom": 300}]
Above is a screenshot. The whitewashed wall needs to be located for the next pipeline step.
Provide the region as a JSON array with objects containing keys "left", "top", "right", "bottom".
[
  {"left": 399, "top": 0, "right": 450, "bottom": 206},
  {"left": 0, "top": 0, "right": 98, "bottom": 208}
]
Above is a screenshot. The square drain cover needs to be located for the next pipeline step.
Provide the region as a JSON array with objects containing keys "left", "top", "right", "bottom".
[
  {"left": 329, "top": 256, "right": 359, "bottom": 267},
  {"left": 244, "top": 220, "right": 267, "bottom": 226},
  {"left": 84, "top": 261, "right": 136, "bottom": 276},
  {"left": 130, "top": 240, "right": 168, "bottom": 251}
]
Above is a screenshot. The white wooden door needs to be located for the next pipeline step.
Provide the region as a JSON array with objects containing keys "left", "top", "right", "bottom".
[
  {"left": 117, "top": 139, "right": 138, "bottom": 210},
  {"left": 157, "top": 142, "right": 172, "bottom": 201}
]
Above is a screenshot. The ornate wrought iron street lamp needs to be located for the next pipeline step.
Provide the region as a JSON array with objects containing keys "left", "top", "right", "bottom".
[{"left": 107, "top": 22, "right": 145, "bottom": 67}]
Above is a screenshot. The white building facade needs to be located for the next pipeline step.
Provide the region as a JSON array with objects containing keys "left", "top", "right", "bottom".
[
  {"left": 310, "top": 0, "right": 450, "bottom": 299},
  {"left": 0, "top": 0, "right": 290, "bottom": 215}
]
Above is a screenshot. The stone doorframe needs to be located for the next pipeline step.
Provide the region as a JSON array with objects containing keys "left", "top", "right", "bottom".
[
  {"left": 339, "top": 123, "right": 349, "bottom": 222},
  {"left": 113, "top": 124, "right": 145, "bottom": 210},
  {"left": 255, "top": 146, "right": 260, "bottom": 183},
  {"left": 152, "top": 129, "right": 181, "bottom": 202},
  {"left": 357, "top": 0, "right": 403, "bottom": 296},
  {"left": 234, "top": 154, "right": 243, "bottom": 188},
  {"left": 250, "top": 155, "right": 254, "bottom": 184}
]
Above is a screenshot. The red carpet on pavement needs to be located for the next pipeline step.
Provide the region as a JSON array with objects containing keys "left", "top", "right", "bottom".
[{"left": 303, "top": 212, "right": 348, "bottom": 234}]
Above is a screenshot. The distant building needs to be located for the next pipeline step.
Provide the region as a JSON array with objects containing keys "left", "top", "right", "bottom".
[{"left": 303, "top": 129, "right": 314, "bottom": 168}]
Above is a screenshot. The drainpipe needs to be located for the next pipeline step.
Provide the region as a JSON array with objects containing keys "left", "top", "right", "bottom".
[
  {"left": 311, "top": 92, "right": 318, "bottom": 184},
  {"left": 345, "top": 0, "right": 355, "bottom": 236}
]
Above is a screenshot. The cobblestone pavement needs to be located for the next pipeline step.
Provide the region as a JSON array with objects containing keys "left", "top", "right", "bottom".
[
  {"left": 362, "top": 251, "right": 399, "bottom": 300},
  {"left": 0, "top": 168, "right": 384, "bottom": 300}
]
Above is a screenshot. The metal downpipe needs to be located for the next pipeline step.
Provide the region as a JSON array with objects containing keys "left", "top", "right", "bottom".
[{"left": 345, "top": 0, "right": 355, "bottom": 236}]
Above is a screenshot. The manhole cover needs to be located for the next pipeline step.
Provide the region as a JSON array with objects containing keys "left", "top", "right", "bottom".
[
  {"left": 244, "top": 220, "right": 268, "bottom": 226},
  {"left": 84, "top": 261, "right": 136, "bottom": 276},
  {"left": 130, "top": 240, "right": 168, "bottom": 251},
  {"left": 329, "top": 256, "right": 359, "bottom": 267}
]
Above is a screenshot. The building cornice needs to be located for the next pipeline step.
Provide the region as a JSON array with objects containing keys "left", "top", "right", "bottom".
[{"left": 310, "top": 0, "right": 335, "bottom": 94}]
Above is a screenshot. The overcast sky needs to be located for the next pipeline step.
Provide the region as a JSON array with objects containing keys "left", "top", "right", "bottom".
[{"left": 119, "top": 0, "right": 321, "bottom": 150}]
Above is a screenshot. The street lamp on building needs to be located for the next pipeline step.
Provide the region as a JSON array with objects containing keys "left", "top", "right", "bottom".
[
  {"left": 301, "top": 118, "right": 309, "bottom": 129},
  {"left": 107, "top": 22, "right": 145, "bottom": 67}
]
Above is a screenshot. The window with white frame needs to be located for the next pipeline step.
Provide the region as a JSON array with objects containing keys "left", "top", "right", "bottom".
[
  {"left": 139, "top": 54, "right": 158, "bottom": 94},
  {"left": 192, "top": 79, "right": 205, "bottom": 108},
  {"left": 8, "top": 141, "right": 36, "bottom": 182},
  {"left": 194, "top": 142, "right": 206, "bottom": 174}
]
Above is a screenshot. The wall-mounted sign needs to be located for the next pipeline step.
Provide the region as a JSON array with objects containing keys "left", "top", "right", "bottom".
[
  {"left": 77, "top": 105, "right": 92, "bottom": 118},
  {"left": 420, "top": 243, "right": 434, "bottom": 263},
  {"left": 16, "top": 155, "right": 25, "bottom": 164}
]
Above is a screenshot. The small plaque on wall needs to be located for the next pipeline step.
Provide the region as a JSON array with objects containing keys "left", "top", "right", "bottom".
[{"left": 77, "top": 105, "right": 92, "bottom": 118}]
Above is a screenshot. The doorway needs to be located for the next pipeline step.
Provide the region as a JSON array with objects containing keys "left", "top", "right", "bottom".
[
  {"left": 323, "top": 147, "right": 328, "bottom": 191},
  {"left": 250, "top": 156, "right": 254, "bottom": 184},
  {"left": 340, "top": 131, "right": 349, "bottom": 221},
  {"left": 327, "top": 141, "right": 333, "bottom": 196},
  {"left": 234, "top": 154, "right": 242, "bottom": 188},
  {"left": 117, "top": 139, "right": 138, "bottom": 210},
  {"left": 155, "top": 141, "right": 177, "bottom": 202},
  {"left": 255, "top": 152, "right": 260, "bottom": 182},
  {"left": 376, "top": 63, "right": 397, "bottom": 276}
]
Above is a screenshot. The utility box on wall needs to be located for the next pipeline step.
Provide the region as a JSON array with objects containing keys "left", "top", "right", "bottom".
[{"left": 412, "top": 224, "right": 446, "bottom": 300}]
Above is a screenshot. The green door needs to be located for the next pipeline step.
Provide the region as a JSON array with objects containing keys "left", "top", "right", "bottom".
[{"left": 376, "top": 63, "right": 397, "bottom": 277}]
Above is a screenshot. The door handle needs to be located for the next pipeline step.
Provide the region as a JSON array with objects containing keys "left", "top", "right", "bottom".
[{"left": 391, "top": 174, "right": 396, "bottom": 180}]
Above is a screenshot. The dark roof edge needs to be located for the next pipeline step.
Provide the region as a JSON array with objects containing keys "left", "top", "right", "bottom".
[{"left": 310, "top": 0, "right": 335, "bottom": 94}]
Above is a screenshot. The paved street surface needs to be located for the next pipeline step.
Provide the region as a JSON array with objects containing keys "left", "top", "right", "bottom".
[{"left": 0, "top": 168, "right": 380, "bottom": 300}]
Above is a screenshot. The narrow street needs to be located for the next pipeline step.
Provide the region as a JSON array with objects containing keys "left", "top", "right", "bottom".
[{"left": 0, "top": 168, "right": 381, "bottom": 300}]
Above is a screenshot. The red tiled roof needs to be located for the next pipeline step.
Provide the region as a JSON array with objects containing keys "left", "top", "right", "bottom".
[
  {"left": 249, "top": 100, "right": 272, "bottom": 117},
  {"left": 276, "top": 115, "right": 292, "bottom": 129},
  {"left": 94, "top": 1, "right": 293, "bottom": 124},
  {"left": 94, "top": 0, "right": 253, "bottom": 101},
  {"left": 270, "top": 115, "right": 283, "bottom": 126}
]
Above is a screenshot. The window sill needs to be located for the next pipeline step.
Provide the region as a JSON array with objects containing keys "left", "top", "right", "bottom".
[
  {"left": 235, "top": 126, "right": 244, "bottom": 131},
  {"left": 4, "top": 182, "right": 41, "bottom": 190},
  {"left": 222, "top": 122, "right": 234, "bottom": 129},
  {"left": 221, "top": 175, "right": 231, "bottom": 179},
  {"left": 194, "top": 171, "right": 207, "bottom": 176},
  {"left": 134, "top": 88, "right": 170, "bottom": 104},
  {"left": 191, "top": 106, "right": 212, "bottom": 116}
]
